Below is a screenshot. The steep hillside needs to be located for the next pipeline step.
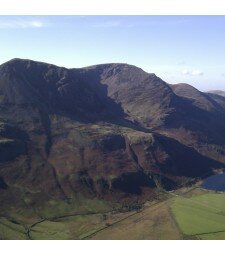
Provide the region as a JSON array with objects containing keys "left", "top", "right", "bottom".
[{"left": 0, "top": 59, "right": 224, "bottom": 215}]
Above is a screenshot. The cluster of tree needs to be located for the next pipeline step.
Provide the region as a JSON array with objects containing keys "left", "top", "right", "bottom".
[{"left": 119, "top": 201, "right": 143, "bottom": 212}]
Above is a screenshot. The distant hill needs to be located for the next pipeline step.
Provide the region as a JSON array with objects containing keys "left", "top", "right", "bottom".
[{"left": 208, "top": 90, "right": 225, "bottom": 97}]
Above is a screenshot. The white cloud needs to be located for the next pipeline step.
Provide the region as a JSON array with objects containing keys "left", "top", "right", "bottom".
[
  {"left": 192, "top": 69, "right": 203, "bottom": 76},
  {"left": 182, "top": 69, "right": 203, "bottom": 76},
  {"left": 0, "top": 19, "right": 46, "bottom": 29},
  {"left": 30, "top": 21, "right": 44, "bottom": 28},
  {"left": 182, "top": 69, "right": 190, "bottom": 75}
]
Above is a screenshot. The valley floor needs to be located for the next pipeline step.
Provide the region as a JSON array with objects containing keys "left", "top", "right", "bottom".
[{"left": 1, "top": 185, "right": 225, "bottom": 240}]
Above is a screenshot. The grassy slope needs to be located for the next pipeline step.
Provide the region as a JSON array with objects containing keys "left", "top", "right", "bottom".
[
  {"left": 0, "top": 192, "right": 116, "bottom": 240},
  {"left": 0, "top": 218, "right": 27, "bottom": 240},
  {"left": 30, "top": 212, "right": 134, "bottom": 240},
  {"left": 36, "top": 196, "right": 113, "bottom": 219}
]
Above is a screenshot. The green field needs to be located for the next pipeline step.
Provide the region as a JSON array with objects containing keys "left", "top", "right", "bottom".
[{"left": 171, "top": 193, "right": 225, "bottom": 239}]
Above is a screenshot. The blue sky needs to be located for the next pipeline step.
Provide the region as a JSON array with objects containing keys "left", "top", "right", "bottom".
[{"left": 0, "top": 15, "right": 224, "bottom": 91}]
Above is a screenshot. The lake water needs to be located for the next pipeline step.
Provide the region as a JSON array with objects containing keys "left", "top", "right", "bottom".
[{"left": 202, "top": 172, "right": 225, "bottom": 191}]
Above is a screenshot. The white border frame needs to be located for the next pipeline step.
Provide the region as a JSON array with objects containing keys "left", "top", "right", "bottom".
[
  {"left": 0, "top": 0, "right": 225, "bottom": 15},
  {"left": 1, "top": 0, "right": 225, "bottom": 254}
]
